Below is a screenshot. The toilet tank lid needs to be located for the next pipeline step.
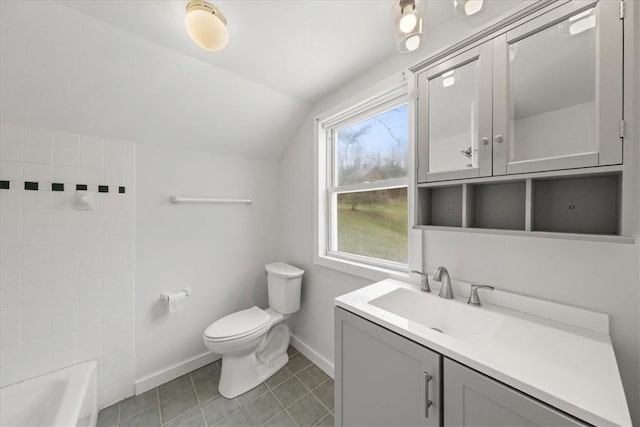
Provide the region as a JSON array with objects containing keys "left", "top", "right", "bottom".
[{"left": 265, "top": 262, "right": 304, "bottom": 278}]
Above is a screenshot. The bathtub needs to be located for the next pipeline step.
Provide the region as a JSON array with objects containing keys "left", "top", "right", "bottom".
[{"left": 0, "top": 360, "right": 98, "bottom": 427}]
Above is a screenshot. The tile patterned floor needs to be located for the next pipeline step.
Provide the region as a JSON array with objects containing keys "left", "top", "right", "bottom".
[{"left": 97, "top": 346, "right": 334, "bottom": 427}]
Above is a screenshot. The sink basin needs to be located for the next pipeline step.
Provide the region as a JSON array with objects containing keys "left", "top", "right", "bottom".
[{"left": 368, "top": 287, "right": 503, "bottom": 342}]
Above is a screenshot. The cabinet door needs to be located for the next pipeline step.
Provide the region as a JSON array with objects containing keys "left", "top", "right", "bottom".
[
  {"left": 492, "top": 0, "right": 623, "bottom": 176},
  {"left": 444, "top": 359, "right": 587, "bottom": 426},
  {"left": 335, "top": 308, "right": 441, "bottom": 427},
  {"left": 417, "top": 41, "right": 493, "bottom": 183}
]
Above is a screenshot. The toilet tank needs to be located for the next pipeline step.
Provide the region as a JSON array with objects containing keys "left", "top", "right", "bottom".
[{"left": 265, "top": 262, "right": 304, "bottom": 314}]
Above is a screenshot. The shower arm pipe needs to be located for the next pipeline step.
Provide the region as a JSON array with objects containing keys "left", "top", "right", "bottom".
[{"left": 169, "top": 195, "right": 253, "bottom": 205}]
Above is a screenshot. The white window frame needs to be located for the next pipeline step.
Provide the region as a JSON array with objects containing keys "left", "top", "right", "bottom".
[{"left": 314, "top": 73, "right": 422, "bottom": 281}]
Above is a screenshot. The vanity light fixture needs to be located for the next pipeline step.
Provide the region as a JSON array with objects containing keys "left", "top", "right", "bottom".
[
  {"left": 185, "top": 0, "right": 228, "bottom": 51},
  {"left": 453, "top": 0, "right": 484, "bottom": 17},
  {"left": 392, "top": 0, "right": 423, "bottom": 53}
]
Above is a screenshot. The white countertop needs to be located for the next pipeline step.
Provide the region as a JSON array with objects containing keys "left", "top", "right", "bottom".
[{"left": 335, "top": 279, "right": 632, "bottom": 427}]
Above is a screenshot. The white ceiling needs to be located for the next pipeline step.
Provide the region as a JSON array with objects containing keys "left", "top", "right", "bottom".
[
  {"left": 1, "top": 0, "right": 310, "bottom": 158},
  {"left": 0, "top": 0, "right": 525, "bottom": 158},
  {"left": 57, "top": 0, "right": 429, "bottom": 102}
]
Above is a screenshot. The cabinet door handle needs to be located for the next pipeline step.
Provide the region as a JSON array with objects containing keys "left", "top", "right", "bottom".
[
  {"left": 424, "top": 372, "right": 433, "bottom": 418},
  {"left": 480, "top": 137, "right": 490, "bottom": 146},
  {"left": 494, "top": 134, "right": 504, "bottom": 143}
]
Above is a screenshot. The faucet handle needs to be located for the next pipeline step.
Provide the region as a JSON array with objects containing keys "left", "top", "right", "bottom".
[
  {"left": 411, "top": 270, "right": 431, "bottom": 293},
  {"left": 467, "top": 284, "right": 495, "bottom": 307}
]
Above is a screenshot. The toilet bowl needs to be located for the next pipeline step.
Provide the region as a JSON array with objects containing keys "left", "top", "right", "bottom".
[{"left": 203, "top": 262, "right": 304, "bottom": 398}]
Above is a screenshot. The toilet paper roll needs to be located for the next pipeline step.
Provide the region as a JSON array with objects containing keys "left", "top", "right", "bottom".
[{"left": 168, "top": 292, "right": 186, "bottom": 313}]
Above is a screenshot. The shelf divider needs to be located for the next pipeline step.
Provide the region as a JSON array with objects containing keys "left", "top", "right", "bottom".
[
  {"left": 462, "top": 184, "right": 474, "bottom": 228},
  {"left": 525, "top": 179, "right": 533, "bottom": 232}
]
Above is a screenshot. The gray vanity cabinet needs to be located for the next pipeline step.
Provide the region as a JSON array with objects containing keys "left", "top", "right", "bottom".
[
  {"left": 443, "top": 359, "right": 587, "bottom": 426},
  {"left": 335, "top": 308, "right": 442, "bottom": 427},
  {"left": 336, "top": 307, "right": 591, "bottom": 426}
]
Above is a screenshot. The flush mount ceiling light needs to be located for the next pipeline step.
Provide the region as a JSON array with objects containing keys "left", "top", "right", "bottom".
[
  {"left": 185, "top": 0, "right": 228, "bottom": 51},
  {"left": 392, "top": 0, "right": 423, "bottom": 53},
  {"left": 453, "top": 0, "right": 484, "bottom": 17}
]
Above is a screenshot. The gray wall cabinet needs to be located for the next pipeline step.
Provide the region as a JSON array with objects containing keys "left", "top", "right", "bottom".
[
  {"left": 412, "top": 0, "right": 630, "bottom": 240},
  {"left": 336, "top": 307, "right": 588, "bottom": 427},
  {"left": 335, "top": 307, "right": 442, "bottom": 427},
  {"left": 417, "top": 0, "right": 623, "bottom": 183}
]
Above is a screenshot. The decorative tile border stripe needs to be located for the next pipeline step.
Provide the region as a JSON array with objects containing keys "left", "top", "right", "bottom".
[{"left": 0, "top": 180, "right": 126, "bottom": 193}]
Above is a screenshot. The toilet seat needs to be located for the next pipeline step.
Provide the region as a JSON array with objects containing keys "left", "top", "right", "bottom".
[{"left": 204, "top": 306, "right": 271, "bottom": 342}]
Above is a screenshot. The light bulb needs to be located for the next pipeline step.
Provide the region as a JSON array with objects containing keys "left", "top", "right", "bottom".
[
  {"left": 399, "top": 13, "right": 418, "bottom": 33},
  {"left": 509, "top": 44, "right": 518, "bottom": 62},
  {"left": 405, "top": 35, "right": 421, "bottom": 52},
  {"left": 454, "top": 0, "right": 484, "bottom": 17},
  {"left": 569, "top": 8, "right": 594, "bottom": 22},
  {"left": 442, "top": 70, "right": 455, "bottom": 78},
  {"left": 442, "top": 77, "right": 456, "bottom": 87},
  {"left": 464, "top": 0, "right": 484, "bottom": 16},
  {"left": 568, "top": 15, "right": 596, "bottom": 35},
  {"left": 558, "top": 7, "right": 595, "bottom": 36}
]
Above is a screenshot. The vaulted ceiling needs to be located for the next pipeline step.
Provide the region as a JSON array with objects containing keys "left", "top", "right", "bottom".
[{"left": 0, "top": 0, "right": 525, "bottom": 158}]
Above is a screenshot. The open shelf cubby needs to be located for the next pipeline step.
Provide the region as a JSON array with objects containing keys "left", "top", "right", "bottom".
[
  {"left": 467, "top": 181, "right": 527, "bottom": 231},
  {"left": 415, "top": 170, "right": 623, "bottom": 239},
  {"left": 532, "top": 174, "right": 621, "bottom": 235},
  {"left": 417, "top": 185, "right": 463, "bottom": 227}
]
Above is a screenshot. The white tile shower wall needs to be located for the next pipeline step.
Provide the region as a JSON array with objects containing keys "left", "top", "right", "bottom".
[{"left": 0, "top": 122, "right": 135, "bottom": 407}]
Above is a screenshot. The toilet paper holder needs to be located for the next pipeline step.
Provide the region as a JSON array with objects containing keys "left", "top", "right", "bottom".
[{"left": 160, "top": 287, "right": 192, "bottom": 302}]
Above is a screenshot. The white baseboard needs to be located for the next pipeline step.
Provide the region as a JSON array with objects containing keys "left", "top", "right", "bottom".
[
  {"left": 134, "top": 337, "right": 333, "bottom": 395},
  {"left": 290, "top": 334, "right": 334, "bottom": 379},
  {"left": 134, "top": 351, "right": 220, "bottom": 395}
]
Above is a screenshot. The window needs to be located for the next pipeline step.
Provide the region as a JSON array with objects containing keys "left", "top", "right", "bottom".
[{"left": 316, "top": 78, "right": 417, "bottom": 278}]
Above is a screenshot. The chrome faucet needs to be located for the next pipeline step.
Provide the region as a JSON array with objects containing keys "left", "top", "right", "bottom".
[
  {"left": 411, "top": 270, "right": 431, "bottom": 293},
  {"left": 467, "top": 284, "right": 495, "bottom": 307},
  {"left": 433, "top": 266, "right": 454, "bottom": 299}
]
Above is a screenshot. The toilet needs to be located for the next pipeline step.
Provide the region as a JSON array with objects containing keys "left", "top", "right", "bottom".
[{"left": 203, "top": 262, "right": 304, "bottom": 398}]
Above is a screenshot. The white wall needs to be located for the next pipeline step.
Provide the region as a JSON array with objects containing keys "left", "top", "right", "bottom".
[
  {"left": 135, "top": 144, "right": 279, "bottom": 388},
  {"left": 279, "top": 0, "right": 531, "bottom": 371},
  {"left": 277, "top": 3, "right": 640, "bottom": 424},
  {"left": 0, "top": 123, "right": 135, "bottom": 407}
]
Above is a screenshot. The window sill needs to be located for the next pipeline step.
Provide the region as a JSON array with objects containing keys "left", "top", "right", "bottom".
[{"left": 314, "top": 254, "right": 411, "bottom": 283}]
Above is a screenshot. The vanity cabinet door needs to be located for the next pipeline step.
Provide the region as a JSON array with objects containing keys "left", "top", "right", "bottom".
[
  {"left": 417, "top": 41, "right": 494, "bottom": 183},
  {"left": 492, "top": 0, "right": 623, "bottom": 176},
  {"left": 444, "top": 359, "right": 588, "bottom": 426},
  {"left": 335, "top": 307, "right": 441, "bottom": 427}
]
